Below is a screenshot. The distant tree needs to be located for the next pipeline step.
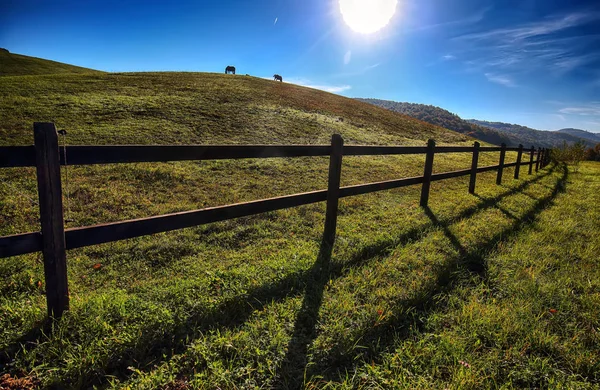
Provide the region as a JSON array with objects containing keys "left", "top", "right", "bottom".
[
  {"left": 584, "top": 143, "right": 600, "bottom": 161},
  {"left": 552, "top": 140, "right": 587, "bottom": 172}
]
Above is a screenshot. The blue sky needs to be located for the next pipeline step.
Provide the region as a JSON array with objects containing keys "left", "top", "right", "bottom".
[{"left": 2, "top": 0, "right": 599, "bottom": 132}]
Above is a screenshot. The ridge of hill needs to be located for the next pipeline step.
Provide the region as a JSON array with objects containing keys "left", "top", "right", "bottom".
[
  {"left": 0, "top": 48, "right": 102, "bottom": 76},
  {"left": 468, "top": 119, "right": 596, "bottom": 148},
  {"left": 556, "top": 128, "right": 600, "bottom": 143},
  {"left": 356, "top": 98, "right": 513, "bottom": 146},
  {"left": 357, "top": 98, "right": 596, "bottom": 148}
]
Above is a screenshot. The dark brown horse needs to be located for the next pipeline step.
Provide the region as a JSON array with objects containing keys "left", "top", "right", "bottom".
[
  {"left": 225, "top": 66, "right": 236, "bottom": 74},
  {"left": 273, "top": 74, "right": 283, "bottom": 82}
]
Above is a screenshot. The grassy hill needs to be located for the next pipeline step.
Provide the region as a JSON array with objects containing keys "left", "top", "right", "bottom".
[
  {"left": 0, "top": 72, "right": 467, "bottom": 147},
  {"left": 1, "top": 69, "right": 599, "bottom": 389},
  {"left": 0, "top": 48, "right": 102, "bottom": 77}
]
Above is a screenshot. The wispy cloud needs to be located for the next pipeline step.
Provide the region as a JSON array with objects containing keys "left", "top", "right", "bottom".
[
  {"left": 485, "top": 73, "right": 516, "bottom": 87},
  {"left": 286, "top": 77, "right": 351, "bottom": 93},
  {"left": 456, "top": 12, "right": 595, "bottom": 42},
  {"left": 413, "top": 7, "right": 490, "bottom": 32},
  {"left": 331, "top": 63, "right": 381, "bottom": 78},
  {"left": 274, "top": 17, "right": 278, "bottom": 25},
  {"left": 558, "top": 102, "right": 600, "bottom": 116},
  {"left": 344, "top": 50, "right": 352, "bottom": 65},
  {"left": 453, "top": 11, "right": 600, "bottom": 84},
  {"left": 442, "top": 54, "right": 456, "bottom": 61}
]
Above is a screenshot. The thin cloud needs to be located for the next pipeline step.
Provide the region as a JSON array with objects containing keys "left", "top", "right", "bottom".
[
  {"left": 485, "top": 73, "right": 516, "bottom": 87},
  {"left": 299, "top": 83, "right": 351, "bottom": 93},
  {"left": 413, "top": 6, "right": 490, "bottom": 32},
  {"left": 442, "top": 54, "right": 456, "bottom": 61},
  {"left": 276, "top": 77, "right": 352, "bottom": 93},
  {"left": 455, "top": 12, "right": 595, "bottom": 42},
  {"left": 559, "top": 103, "right": 600, "bottom": 116},
  {"left": 453, "top": 11, "right": 600, "bottom": 81},
  {"left": 274, "top": 17, "right": 278, "bottom": 25},
  {"left": 344, "top": 50, "right": 352, "bottom": 65},
  {"left": 331, "top": 63, "right": 381, "bottom": 78}
]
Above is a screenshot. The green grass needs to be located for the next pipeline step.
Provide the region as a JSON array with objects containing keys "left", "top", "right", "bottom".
[
  {"left": 0, "top": 50, "right": 102, "bottom": 77},
  {"left": 1, "top": 71, "right": 599, "bottom": 389}
]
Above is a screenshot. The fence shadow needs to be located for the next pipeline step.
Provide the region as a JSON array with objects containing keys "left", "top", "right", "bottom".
[
  {"left": 0, "top": 319, "right": 52, "bottom": 369},
  {"left": 0, "top": 165, "right": 560, "bottom": 388},
  {"left": 306, "top": 163, "right": 567, "bottom": 383},
  {"left": 274, "top": 239, "right": 333, "bottom": 389}
]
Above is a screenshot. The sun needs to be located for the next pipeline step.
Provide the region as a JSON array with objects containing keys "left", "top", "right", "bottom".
[{"left": 339, "top": 0, "right": 398, "bottom": 34}]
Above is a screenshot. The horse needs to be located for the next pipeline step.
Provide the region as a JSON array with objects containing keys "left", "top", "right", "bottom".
[
  {"left": 273, "top": 74, "right": 283, "bottom": 82},
  {"left": 225, "top": 66, "right": 236, "bottom": 74}
]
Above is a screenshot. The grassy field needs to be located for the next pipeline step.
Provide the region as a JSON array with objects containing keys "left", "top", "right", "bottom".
[
  {"left": 1, "top": 64, "right": 599, "bottom": 389},
  {"left": 0, "top": 50, "right": 102, "bottom": 77}
]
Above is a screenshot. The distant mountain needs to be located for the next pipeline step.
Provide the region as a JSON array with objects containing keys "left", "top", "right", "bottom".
[
  {"left": 556, "top": 128, "right": 600, "bottom": 143},
  {"left": 0, "top": 48, "right": 102, "bottom": 76},
  {"left": 356, "top": 99, "right": 513, "bottom": 146},
  {"left": 468, "top": 120, "right": 596, "bottom": 148}
]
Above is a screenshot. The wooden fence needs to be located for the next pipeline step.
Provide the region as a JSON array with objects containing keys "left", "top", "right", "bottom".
[{"left": 0, "top": 123, "right": 552, "bottom": 318}]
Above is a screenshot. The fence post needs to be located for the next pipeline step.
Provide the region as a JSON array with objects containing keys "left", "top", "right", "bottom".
[
  {"left": 540, "top": 148, "right": 546, "bottom": 169},
  {"left": 514, "top": 144, "right": 523, "bottom": 179},
  {"left": 34, "top": 122, "right": 69, "bottom": 319},
  {"left": 541, "top": 148, "right": 546, "bottom": 168},
  {"left": 528, "top": 146, "right": 534, "bottom": 175},
  {"left": 496, "top": 143, "right": 506, "bottom": 185},
  {"left": 323, "top": 134, "right": 343, "bottom": 248},
  {"left": 420, "top": 139, "right": 435, "bottom": 207},
  {"left": 535, "top": 147, "right": 541, "bottom": 172},
  {"left": 545, "top": 148, "right": 551, "bottom": 167},
  {"left": 468, "top": 141, "right": 480, "bottom": 194}
]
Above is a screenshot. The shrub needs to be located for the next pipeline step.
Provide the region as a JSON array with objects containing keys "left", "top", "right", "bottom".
[{"left": 551, "top": 141, "right": 587, "bottom": 171}]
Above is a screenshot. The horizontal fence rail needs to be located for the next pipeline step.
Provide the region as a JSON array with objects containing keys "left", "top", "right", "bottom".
[
  {"left": 1, "top": 145, "right": 527, "bottom": 168},
  {"left": 0, "top": 122, "right": 552, "bottom": 318}
]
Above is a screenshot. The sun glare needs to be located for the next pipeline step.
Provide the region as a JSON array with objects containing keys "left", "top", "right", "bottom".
[{"left": 339, "top": 0, "right": 398, "bottom": 34}]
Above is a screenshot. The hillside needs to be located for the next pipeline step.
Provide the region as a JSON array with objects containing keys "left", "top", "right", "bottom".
[
  {"left": 357, "top": 98, "right": 514, "bottom": 146},
  {"left": 468, "top": 119, "right": 595, "bottom": 148},
  {"left": 1, "top": 69, "right": 598, "bottom": 389},
  {"left": 1, "top": 72, "right": 469, "bottom": 147},
  {"left": 0, "top": 48, "right": 102, "bottom": 76},
  {"left": 557, "top": 128, "right": 600, "bottom": 143}
]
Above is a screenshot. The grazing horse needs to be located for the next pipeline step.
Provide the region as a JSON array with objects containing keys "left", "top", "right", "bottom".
[
  {"left": 273, "top": 74, "right": 283, "bottom": 82},
  {"left": 225, "top": 66, "right": 236, "bottom": 74}
]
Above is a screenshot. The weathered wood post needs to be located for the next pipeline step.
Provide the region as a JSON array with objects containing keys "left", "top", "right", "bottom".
[
  {"left": 514, "top": 144, "right": 523, "bottom": 179},
  {"left": 34, "top": 122, "right": 69, "bottom": 318},
  {"left": 540, "top": 148, "right": 546, "bottom": 169},
  {"left": 468, "top": 141, "right": 480, "bottom": 194},
  {"left": 541, "top": 148, "right": 546, "bottom": 168},
  {"left": 535, "top": 147, "right": 541, "bottom": 172},
  {"left": 496, "top": 143, "right": 506, "bottom": 185},
  {"left": 420, "top": 139, "right": 435, "bottom": 207},
  {"left": 528, "top": 146, "right": 535, "bottom": 175},
  {"left": 545, "top": 148, "right": 551, "bottom": 167},
  {"left": 323, "top": 134, "right": 343, "bottom": 248}
]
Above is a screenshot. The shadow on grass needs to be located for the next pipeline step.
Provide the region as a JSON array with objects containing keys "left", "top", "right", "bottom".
[
  {"left": 274, "top": 239, "right": 333, "bottom": 389},
  {"left": 0, "top": 165, "right": 561, "bottom": 388},
  {"left": 306, "top": 163, "right": 567, "bottom": 383},
  {"left": 0, "top": 319, "right": 52, "bottom": 369}
]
